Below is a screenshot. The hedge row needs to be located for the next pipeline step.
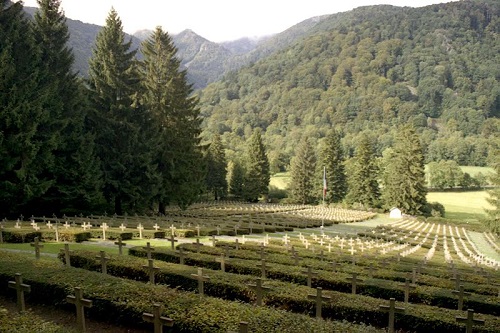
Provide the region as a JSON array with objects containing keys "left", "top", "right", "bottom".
[
  {"left": 0, "top": 306, "right": 77, "bottom": 333},
  {"left": 129, "top": 246, "right": 500, "bottom": 316},
  {"left": 182, "top": 240, "right": 498, "bottom": 295},
  {"left": 0, "top": 251, "right": 382, "bottom": 333},
  {"left": 210, "top": 240, "right": 497, "bottom": 293},
  {"left": 61, "top": 249, "right": 500, "bottom": 333}
]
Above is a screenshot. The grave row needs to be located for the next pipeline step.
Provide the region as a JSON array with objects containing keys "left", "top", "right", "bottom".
[
  {"left": 212, "top": 235, "right": 498, "bottom": 291},
  {"left": 0, "top": 250, "right": 383, "bottom": 333},
  {"left": 185, "top": 240, "right": 498, "bottom": 295},
  {"left": 60, "top": 248, "right": 499, "bottom": 333},
  {"left": 361, "top": 223, "right": 499, "bottom": 269},
  {"left": 127, "top": 244, "right": 499, "bottom": 316}
]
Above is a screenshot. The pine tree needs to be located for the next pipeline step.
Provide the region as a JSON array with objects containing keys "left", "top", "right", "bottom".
[
  {"left": 205, "top": 134, "right": 227, "bottom": 200},
  {"left": 244, "top": 129, "right": 270, "bottom": 202},
  {"left": 0, "top": 0, "right": 50, "bottom": 215},
  {"left": 139, "top": 26, "right": 204, "bottom": 211},
  {"left": 485, "top": 148, "right": 500, "bottom": 233},
  {"left": 290, "top": 137, "right": 317, "bottom": 204},
  {"left": 318, "top": 130, "right": 347, "bottom": 203},
  {"left": 346, "top": 134, "right": 381, "bottom": 208},
  {"left": 381, "top": 124, "right": 427, "bottom": 215},
  {"left": 87, "top": 8, "right": 154, "bottom": 215},
  {"left": 30, "top": 0, "right": 104, "bottom": 215},
  {"left": 228, "top": 160, "right": 245, "bottom": 199}
]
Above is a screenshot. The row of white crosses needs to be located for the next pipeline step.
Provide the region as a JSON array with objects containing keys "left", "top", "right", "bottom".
[
  {"left": 443, "top": 227, "right": 454, "bottom": 263},
  {"left": 400, "top": 223, "right": 436, "bottom": 258},
  {"left": 483, "top": 232, "right": 500, "bottom": 252},
  {"left": 424, "top": 234, "right": 439, "bottom": 262},
  {"left": 459, "top": 227, "right": 499, "bottom": 269},
  {"left": 448, "top": 225, "right": 472, "bottom": 265}
]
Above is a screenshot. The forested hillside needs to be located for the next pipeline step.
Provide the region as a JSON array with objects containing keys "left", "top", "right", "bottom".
[{"left": 198, "top": 1, "right": 500, "bottom": 172}]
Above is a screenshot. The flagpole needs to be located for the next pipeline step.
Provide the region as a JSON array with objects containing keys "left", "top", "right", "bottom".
[{"left": 322, "top": 166, "right": 326, "bottom": 206}]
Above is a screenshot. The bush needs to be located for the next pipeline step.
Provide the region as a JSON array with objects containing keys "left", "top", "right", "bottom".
[
  {"left": 423, "top": 202, "right": 445, "bottom": 217},
  {"left": 1, "top": 230, "right": 42, "bottom": 243}
]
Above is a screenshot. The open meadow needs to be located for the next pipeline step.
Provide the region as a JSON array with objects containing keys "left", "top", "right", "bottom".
[{"left": 1, "top": 202, "right": 499, "bottom": 332}]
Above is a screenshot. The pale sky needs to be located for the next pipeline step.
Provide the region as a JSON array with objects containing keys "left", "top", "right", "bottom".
[{"left": 21, "top": 0, "right": 453, "bottom": 42}]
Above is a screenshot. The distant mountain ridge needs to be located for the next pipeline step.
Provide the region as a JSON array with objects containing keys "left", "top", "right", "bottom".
[{"left": 23, "top": 5, "right": 330, "bottom": 89}]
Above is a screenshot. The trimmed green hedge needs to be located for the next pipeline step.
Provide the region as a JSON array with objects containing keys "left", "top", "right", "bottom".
[
  {"left": 129, "top": 245, "right": 500, "bottom": 316},
  {"left": 60, "top": 249, "right": 500, "bottom": 333},
  {"left": 209, "top": 240, "right": 498, "bottom": 296},
  {"left": 0, "top": 251, "right": 382, "bottom": 333},
  {"left": 1, "top": 229, "right": 42, "bottom": 243},
  {"left": 0, "top": 306, "right": 78, "bottom": 333}
]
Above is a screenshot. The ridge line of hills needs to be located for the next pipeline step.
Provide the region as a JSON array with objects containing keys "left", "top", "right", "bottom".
[{"left": 23, "top": 5, "right": 331, "bottom": 90}]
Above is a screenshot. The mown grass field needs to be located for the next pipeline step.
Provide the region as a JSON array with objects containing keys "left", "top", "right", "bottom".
[
  {"left": 427, "top": 190, "right": 493, "bottom": 221},
  {"left": 270, "top": 169, "right": 495, "bottom": 222}
]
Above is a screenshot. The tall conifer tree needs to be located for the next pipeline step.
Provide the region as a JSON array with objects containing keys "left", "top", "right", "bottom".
[
  {"left": 87, "top": 8, "right": 154, "bottom": 214},
  {"left": 319, "top": 130, "right": 347, "bottom": 203},
  {"left": 346, "top": 134, "right": 381, "bottom": 208},
  {"left": 485, "top": 148, "right": 500, "bottom": 233},
  {"left": 290, "top": 137, "right": 317, "bottom": 204},
  {"left": 205, "top": 134, "right": 227, "bottom": 200},
  {"left": 0, "top": 0, "right": 49, "bottom": 215},
  {"left": 244, "top": 129, "right": 270, "bottom": 202},
  {"left": 140, "top": 26, "right": 204, "bottom": 211},
  {"left": 228, "top": 160, "right": 245, "bottom": 199},
  {"left": 381, "top": 124, "right": 427, "bottom": 215},
  {"left": 31, "top": 0, "right": 104, "bottom": 214}
]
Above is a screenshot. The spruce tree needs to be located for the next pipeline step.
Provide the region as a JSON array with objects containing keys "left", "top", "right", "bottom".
[
  {"left": 318, "top": 130, "right": 347, "bottom": 203},
  {"left": 485, "top": 148, "right": 500, "bottom": 233},
  {"left": 346, "top": 134, "right": 381, "bottom": 208},
  {"left": 244, "top": 129, "right": 270, "bottom": 202},
  {"left": 30, "top": 0, "right": 104, "bottom": 215},
  {"left": 290, "top": 137, "right": 317, "bottom": 204},
  {"left": 87, "top": 8, "right": 154, "bottom": 214},
  {"left": 140, "top": 26, "right": 204, "bottom": 211},
  {"left": 228, "top": 160, "right": 245, "bottom": 199},
  {"left": 382, "top": 124, "right": 427, "bottom": 215},
  {"left": 205, "top": 134, "right": 227, "bottom": 200},
  {"left": 0, "top": 0, "right": 49, "bottom": 215}
]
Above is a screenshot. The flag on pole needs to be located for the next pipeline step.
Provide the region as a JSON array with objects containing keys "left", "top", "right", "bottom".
[{"left": 323, "top": 166, "right": 327, "bottom": 199}]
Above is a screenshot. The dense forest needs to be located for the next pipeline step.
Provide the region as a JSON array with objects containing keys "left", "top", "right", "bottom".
[
  {"left": 198, "top": 1, "right": 500, "bottom": 172},
  {"left": 0, "top": 0, "right": 203, "bottom": 217}
]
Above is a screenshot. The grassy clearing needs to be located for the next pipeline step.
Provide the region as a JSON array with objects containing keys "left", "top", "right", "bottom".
[
  {"left": 269, "top": 172, "right": 291, "bottom": 190},
  {"left": 427, "top": 190, "right": 492, "bottom": 218},
  {"left": 460, "top": 165, "right": 494, "bottom": 178}
]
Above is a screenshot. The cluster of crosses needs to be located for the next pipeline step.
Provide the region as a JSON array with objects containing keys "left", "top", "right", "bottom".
[{"left": 3, "top": 219, "right": 495, "bottom": 333}]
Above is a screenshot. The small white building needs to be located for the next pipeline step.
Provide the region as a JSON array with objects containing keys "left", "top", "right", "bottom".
[{"left": 389, "top": 207, "right": 402, "bottom": 219}]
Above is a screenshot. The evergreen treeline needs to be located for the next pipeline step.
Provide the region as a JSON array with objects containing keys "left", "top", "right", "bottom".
[
  {"left": 198, "top": 1, "right": 500, "bottom": 170},
  {"left": 0, "top": 1, "right": 203, "bottom": 217}
]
